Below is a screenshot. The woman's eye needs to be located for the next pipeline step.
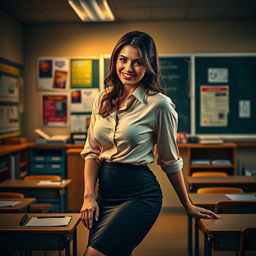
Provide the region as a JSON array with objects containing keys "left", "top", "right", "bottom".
[
  {"left": 134, "top": 60, "right": 143, "bottom": 65},
  {"left": 119, "top": 57, "right": 126, "bottom": 63}
]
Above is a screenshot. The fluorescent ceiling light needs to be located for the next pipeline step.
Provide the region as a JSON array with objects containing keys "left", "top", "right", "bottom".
[{"left": 69, "top": 0, "right": 115, "bottom": 22}]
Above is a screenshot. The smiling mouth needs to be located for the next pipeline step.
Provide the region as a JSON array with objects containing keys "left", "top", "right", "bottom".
[{"left": 121, "top": 72, "right": 136, "bottom": 80}]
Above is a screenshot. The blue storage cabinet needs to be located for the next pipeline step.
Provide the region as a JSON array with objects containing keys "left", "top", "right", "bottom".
[
  {"left": 30, "top": 148, "right": 66, "bottom": 178},
  {"left": 29, "top": 147, "right": 67, "bottom": 212}
]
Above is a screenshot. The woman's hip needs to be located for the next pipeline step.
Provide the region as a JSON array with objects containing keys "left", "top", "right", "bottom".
[{"left": 97, "top": 161, "right": 162, "bottom": 201}]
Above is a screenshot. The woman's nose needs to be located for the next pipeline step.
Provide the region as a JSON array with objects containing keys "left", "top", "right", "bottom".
[{"left": 125, "top": 62, "right": 133, "bottom": 72}]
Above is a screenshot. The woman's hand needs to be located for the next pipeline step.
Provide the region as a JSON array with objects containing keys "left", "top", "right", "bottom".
[
  {"left": 186, "top": 203, "right": 220, "bottom": 219},
  {"left": 80, "top": 195, "right": 99, "bottom": 229}
]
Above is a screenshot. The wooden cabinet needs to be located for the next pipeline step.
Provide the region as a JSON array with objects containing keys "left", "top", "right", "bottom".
[
  {"left": 0, "top": 143, "right": 32, "bottom": 181},
  {"left": 187, "top": 143, "right": 237, "bottom": 176},
  {"left": 66, "top": 148, "right": 84, "bottom": 211}
]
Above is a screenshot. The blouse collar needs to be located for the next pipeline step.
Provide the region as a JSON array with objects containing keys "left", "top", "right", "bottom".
[{"left": 131, "top": 86, "right": 146, "bottom": 104}]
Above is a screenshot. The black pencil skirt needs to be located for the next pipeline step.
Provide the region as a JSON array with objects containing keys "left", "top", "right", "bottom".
[{"left": 87, "top": 161, "right": 163, "bottom": 256}]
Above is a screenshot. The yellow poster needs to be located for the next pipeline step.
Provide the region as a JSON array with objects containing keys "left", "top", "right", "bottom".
[{"left": 71, "top": 59, "right": 92, "bottom": 87}]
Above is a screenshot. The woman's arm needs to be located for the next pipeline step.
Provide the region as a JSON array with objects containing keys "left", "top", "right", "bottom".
[
  {"left": 166, "top": 170, "right": 220, "bottom": 219},
  {"left": 80, "top": 158, "right": 100, "bottom": 229}
]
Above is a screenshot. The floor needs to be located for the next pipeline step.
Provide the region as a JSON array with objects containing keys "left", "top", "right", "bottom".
[{"left": 10, "top": 212, "right": 256, "bottom": 256}]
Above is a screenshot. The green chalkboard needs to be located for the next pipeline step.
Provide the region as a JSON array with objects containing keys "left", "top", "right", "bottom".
[
  {"left": 195, "top": 56, "right": 256, "bottom": 134},
  {"left": 103, "top": 56, "right": 191, "bottom": 133},
  {"left": 159, "top": 56, "right": 191, "bottom": 133}
]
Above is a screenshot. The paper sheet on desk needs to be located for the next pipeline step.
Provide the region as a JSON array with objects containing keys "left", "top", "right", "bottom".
[
  {"left": 37, "top": 181, "right": 64, "bottom": 186},
  {"left": 0, "top": 201, "right": 21, "bottom": 207},
  {"left": 225, "top": 194, "right": 256, "bottom": 201},
  {"left": 25, "top": 216, "right": 71, "bottom": 227}
]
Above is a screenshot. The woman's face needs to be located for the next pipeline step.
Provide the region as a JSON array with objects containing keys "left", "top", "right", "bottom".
[{"left": 116, "top": 45, "right": 146, "bottom": 88}]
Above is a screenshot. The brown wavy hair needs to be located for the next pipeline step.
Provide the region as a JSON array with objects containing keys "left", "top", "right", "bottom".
[{"left": 99, "top": 31, "right": 166, "bottom": 117}]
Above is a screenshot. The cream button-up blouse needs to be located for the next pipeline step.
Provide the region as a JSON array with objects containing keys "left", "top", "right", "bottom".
[{"left": 81, "top": 86, "right": 183, "bottom": 174}]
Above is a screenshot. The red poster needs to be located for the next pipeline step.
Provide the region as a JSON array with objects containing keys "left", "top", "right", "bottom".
[{"left": 42, "top": 94, "right": 68, "bottom": 126}]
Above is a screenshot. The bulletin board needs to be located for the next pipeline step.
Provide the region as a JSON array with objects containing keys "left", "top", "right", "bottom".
[{"left": 195, "top": 55, "right": 256, "bottom": 135}]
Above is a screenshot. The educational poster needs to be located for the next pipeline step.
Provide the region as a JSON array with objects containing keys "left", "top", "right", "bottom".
[
  {"left": 70, "top": 88, "right": 98, "bottom": 112},
  {"left": 70, "top": 114, "right": 91, "bottom": 133},
  {"left": 70, "top": 59, "right": 92, "bottom": 88},
  {"left": 200, "top": 86, "right": 229, "bottom": 127},
  {"left": 0, "top": 57, "right": 23, "bottom": 138},
  {"left": 208, "top": 68, "right": 228, "bottom": 83},
  {"left": 38, "top": 58, "right": 69, "bottom": 91},
  {"left": 0, "top": 75, "right": 19, "bottom": 102},
  {"left": 41, "top": 93, "right": 69, "bottom": 126},
  {"left": 0, "top": 106, "right": 19, "bottom": 133}
]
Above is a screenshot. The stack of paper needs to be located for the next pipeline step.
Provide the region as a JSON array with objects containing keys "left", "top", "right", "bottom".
[
  {"left": 37, "top": 181, "right": 64, "bottom": 186},
  {"left": 198, "top": 135, "right": 223, "bottom": 144},
  {"left": 191, "top": 159, "right": 211, "bottom": 165},
  {"left": 25, "top": 216, "right": 72, "bottom": 227},
  {"left": 225, "top": 194, "right": 256, "bottom": 201},
  {"left": 211, "top": 159, "right": 231, "bottom": 165},
  {"left": 0, "top": 201, "right": 21, "bottom": 207}
]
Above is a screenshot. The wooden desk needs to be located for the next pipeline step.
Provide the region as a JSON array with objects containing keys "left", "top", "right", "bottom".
[
  {"left": 0, "top": 198, "right": 36, "bottom": 213},
  {"left": 188, "top": 193, "right": 256, "bottom": 256},
  {"left": 0, "top": 213, "right": 80, "bottom": 256},
  {"left": 187, "top": 176, "right": 256, "bottom": 192},
  {"left": 0, "top": 179, "right": 71, "bottom": 212},
  {"left": 199, "top": 214, "right": 256, "bottom": 256},
  {"left": 188, "top": 193, "right": 256, "bottom": 209}
]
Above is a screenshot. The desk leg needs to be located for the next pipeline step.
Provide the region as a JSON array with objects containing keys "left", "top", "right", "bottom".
[
  {"left": 73, "top": 228, "right": 77, "bottom": 256},
  {"left": 195, "top": 218, "right": 199, "bottom": 256},
  {"left": 65, "top": 235, "right": 71, "bottom": 256},
  {"left": 188, "top": 215, "right": 193, "bottom": 256},
  {"left": 204, "top": 233, "right": 212, "bottom": 256},
  {"left": 59, "top": 189, "right": 65, "bottom": 212}
]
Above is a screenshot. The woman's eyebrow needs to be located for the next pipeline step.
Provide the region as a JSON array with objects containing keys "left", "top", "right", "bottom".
[{"left": 119, "top": 55, "right": 141, "bottom": 61}]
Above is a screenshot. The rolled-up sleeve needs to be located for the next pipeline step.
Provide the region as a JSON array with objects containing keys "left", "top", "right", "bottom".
[
  {"left": 80, "top": 91, "right": 102, "bottom": 161},
  {"left": 154, "top": 99, "right": 183, "bottom": 174}
]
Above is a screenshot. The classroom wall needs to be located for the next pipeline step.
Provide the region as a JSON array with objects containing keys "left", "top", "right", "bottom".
[
  {"left": 22, "top": 20, "right": 256, "bottom": 208},
  {"left": 0, "top": 10, "right": 23, "bottom": 64},
  {"left": 23, "top": 20, "right": 256, "bottom": 141}
]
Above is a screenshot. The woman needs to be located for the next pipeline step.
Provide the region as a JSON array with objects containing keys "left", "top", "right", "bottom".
[{"left": 80, "top": 31, "right": 219, "bottom": 256}]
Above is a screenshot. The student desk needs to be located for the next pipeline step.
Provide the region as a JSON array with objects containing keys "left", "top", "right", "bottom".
[
  {"left": 0, "top": 198, "right": 36, "bottom": 213},
  {"left": 187, "top": 176, "right": 256, "bottom": 193},
  {"left": 199, "top": 214, "right": 256, "bottom": 256},
  {"left": 188, "top": 193, "right": 256, "bottom": 256},
  {"left": 0, "top": 213, "right": 80, "bottom": 256},
  {"left": 0, "top": 179, "right": 71, "bottom": 212}
]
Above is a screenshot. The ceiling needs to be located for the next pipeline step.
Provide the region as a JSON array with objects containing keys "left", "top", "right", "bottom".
[{"left": 0, "top": 0, "right": 256, "bottom": 24}]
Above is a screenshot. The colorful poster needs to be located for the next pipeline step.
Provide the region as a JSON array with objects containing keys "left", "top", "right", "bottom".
[
  {"left": 42, "top": 94, "right": 69, "bottom": 126},
  {"left": 71, "top": 59, "right": 92, "bottom": 87},
  {"left": 71, "top": 88, "right": 98, "bottom": 112},
  {"left": 38, "top": 58, "right": 69, "bottom": 91},
  {"left": 200, "top": 86, "right": 229, "bottom": 127}
]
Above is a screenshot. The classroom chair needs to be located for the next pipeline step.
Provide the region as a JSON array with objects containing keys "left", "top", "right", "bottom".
[
  {"left": 240, "top": 226, "right": 256, "bottom": 256},
  {"left": 23, "top": 175, "right": 61, "bottom": 213},
  {"left": 192, "top": 171, "right": 228, "bottom": 177},
  {"left": 215, "top": 201, "right": 256, "bottom": 214},
  {"left": 197, "top": 187, "right": 244, "bottom": 194},
  {"left": 0, "top": 192, "right": 24, "bottom": 198}
]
